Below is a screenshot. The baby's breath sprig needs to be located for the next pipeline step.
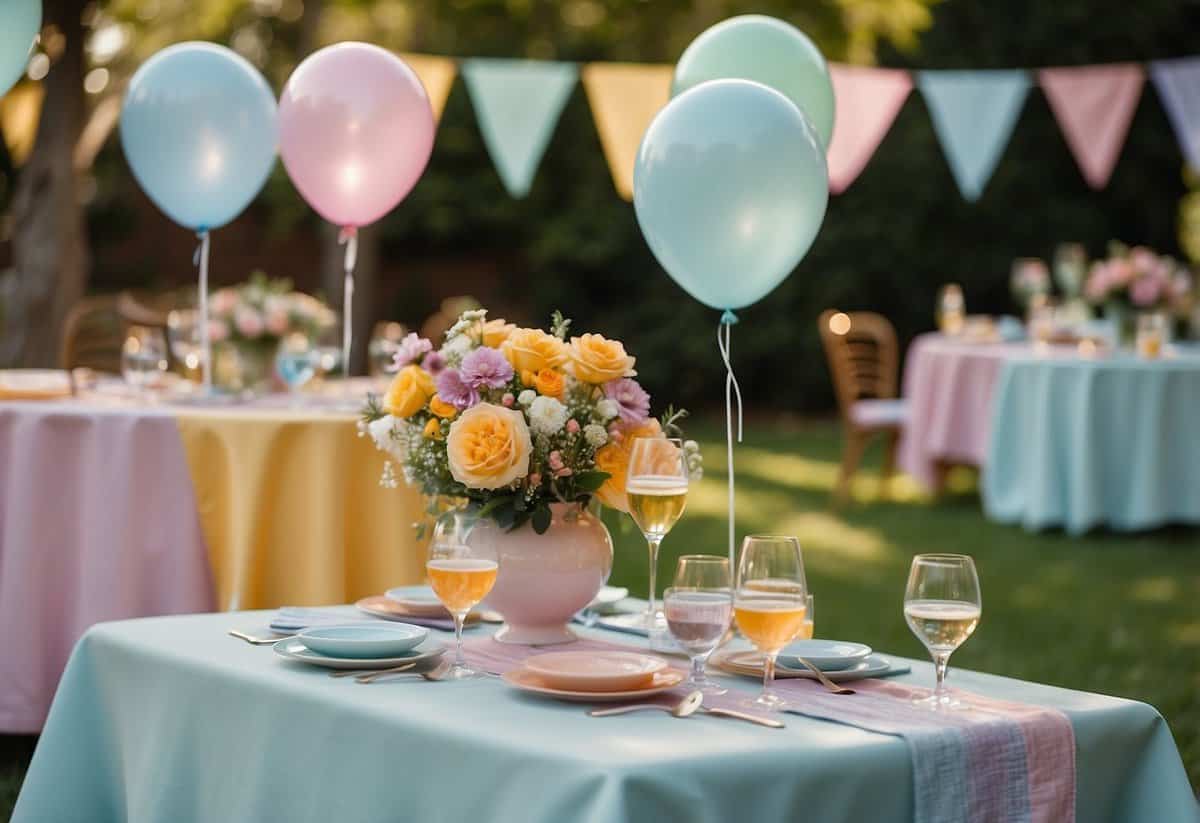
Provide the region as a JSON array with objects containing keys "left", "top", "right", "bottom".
[{"left": 550, "top": 310, "right": 572, "bottom": 340}]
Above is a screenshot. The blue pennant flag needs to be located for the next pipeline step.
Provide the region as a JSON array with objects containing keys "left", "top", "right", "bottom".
[
  {"left": 916, "top": 70, "right": 1032, "bottom": 201},
  {"left": 1150, "top": 57, "right": 1200, "bottom": 170},
  {"left": 461, "top": 59, "right": 578, "bottom": 198}
]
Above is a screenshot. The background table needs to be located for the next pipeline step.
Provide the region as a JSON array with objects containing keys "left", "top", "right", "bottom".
[
  {"left": 12, "top": 611, "right": 1198, "bottom": 823},
  {"left": 983, "top": 349, "right": 1200, "bottom": 534},
  {"left": 0, "top": 394, "right": 425, "bottom": 733}
]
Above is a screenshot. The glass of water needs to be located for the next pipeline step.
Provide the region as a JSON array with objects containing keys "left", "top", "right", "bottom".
[
  {"left": 121, "top": 325, "right": 169, "bottom": 399},
  {"left": 664, "top": 554, "right": 732, "bottom": 695},
  {"left": 275, "top": 332, "right": 316, "bottom": 402},
  {"left": 166, "top": 309, "right": 202, "bottom": 376}
]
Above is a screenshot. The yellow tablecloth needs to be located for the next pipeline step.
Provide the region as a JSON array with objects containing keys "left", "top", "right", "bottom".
[{"left": 175, "top": 409, "right": 426, "bottom": 610}]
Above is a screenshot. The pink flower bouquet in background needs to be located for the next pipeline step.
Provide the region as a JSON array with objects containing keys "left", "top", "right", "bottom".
[
  {"left": 1083, "top": 242, "right": 1193, "bottom": 316},
  {"left": 207, "top": 271, "right": 336, "bottom": 347},
  {"left": 1010, "top": 258, "right": 1051, "bottom": 310},
  {"left": 359, "top": 308, "right": 702, "bottom": 535}
]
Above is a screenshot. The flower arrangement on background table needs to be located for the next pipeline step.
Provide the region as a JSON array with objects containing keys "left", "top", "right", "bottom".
[
  {"left": 360, "top": 308, "right": 701, "bottom": 534},
  {"left": 1084, "top": 243, "right": 1193, "bottom": 342}
]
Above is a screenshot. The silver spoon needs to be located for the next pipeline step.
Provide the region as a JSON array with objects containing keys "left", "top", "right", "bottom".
[
  {"left": 777, "top": 657, "right": 856, "bottom": 695},
  {"left": 588, "top": 690, "right": 704, "bottom": 718}
]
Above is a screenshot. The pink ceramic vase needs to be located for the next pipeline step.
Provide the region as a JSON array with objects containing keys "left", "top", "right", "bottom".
[{"left": 469, "top": 503, "right": 613, "bottom": 645}]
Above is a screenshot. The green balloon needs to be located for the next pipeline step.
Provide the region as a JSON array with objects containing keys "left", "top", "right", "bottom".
[{"left": 673, "top": 14, "right": 835, "bottom": 150}]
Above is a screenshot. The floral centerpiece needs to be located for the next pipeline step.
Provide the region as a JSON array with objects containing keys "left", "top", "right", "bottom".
[
  {"left": 1010, "top": 258, "right": 1051, "bottom": 310},
  {"left": 1084, "top": 243, "right": 1194, "bottom": 344},
  {"left": 359, "top": 308, "right": 700, "bottom": 644},
  {"left": 207, "top": 272, "right": 336, "bottom": 388}
]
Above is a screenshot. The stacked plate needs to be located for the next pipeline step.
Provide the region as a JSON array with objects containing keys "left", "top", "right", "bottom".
[
  {"left": 273, "top": 623, "right": 446, "bottom": 670},
  {"left": 353, "top": 586, "right": 481, "bottom": 630},
  {"left": 503, "top": 651, "right": 683, "bottom": 702},
  {"left": 715, "top": 639, "right": 903, "bottom": 682}
]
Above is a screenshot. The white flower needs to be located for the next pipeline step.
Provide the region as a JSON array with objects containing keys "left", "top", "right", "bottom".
[
  {"left": 517, "top": 389, "right": 536, "bottom": 406},
  {"left": 440, "top": 334, "right": 473, "bottom": 366},
  {"left": 596, "top": 399, "right": 620, "bottom": 421},
  {"left": 367, "top": 415, "right": 405, "bottom": 460},
  {"left": 683, "top": 439, "right": 703, "bottom": 480},
  {"left": 528, "top": 396, "right": 569, "bottom": 435},
  {"left": 444, "top": 308, "right": 488, "bottom": 341},
  {"left": 584, "top": 424, "right": 608, "bottom": 448}
]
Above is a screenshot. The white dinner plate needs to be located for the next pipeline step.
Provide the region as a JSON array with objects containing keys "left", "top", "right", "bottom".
[
  {"left": 297, "top": 623, "right": 428, "bottom": 659},
  {"left": 502, "top": 668, "right": 685, "bottom": 703},
  {"left": 714, "top": 651, "right": 907, "bottom": 682},
  {"left": 273, "top": 637, "right": 446, "bottom": 670},
  {"left": 777, "top": 639, "right": 873, "bottom": 671}
]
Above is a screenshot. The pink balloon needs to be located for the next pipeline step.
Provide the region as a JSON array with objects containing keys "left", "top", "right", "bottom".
[{"left": 279, "top": 43, "right": 435, "bottom": 228}]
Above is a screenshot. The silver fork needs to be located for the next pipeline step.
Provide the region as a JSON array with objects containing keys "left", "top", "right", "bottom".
[{"left": 777, "top": 657, "right": 856, "bottom": 695}]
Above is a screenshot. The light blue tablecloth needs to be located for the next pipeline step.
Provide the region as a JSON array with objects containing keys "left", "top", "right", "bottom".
[
  {"left": 12, "top": 611, "right": 1198, "bottom": 823},
  {"left": 983, "top": 348, "right": 1200, "bottom": 534}
]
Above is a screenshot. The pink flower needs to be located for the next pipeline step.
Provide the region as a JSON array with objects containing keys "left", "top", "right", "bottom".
[
  {"left": 1085, "top": 264, "right": 1111, "bottom": 302},
  {"left": 265, "top": 309, "right": 289, "bottom": 336},
  {"left": 435, "top": 369, "right": 479, "bottom": 410},
  {"left": 1131, "top": 275, "right": 1164, "bottom": 307},
  {"left": 211, "top": 289, "right": 237, "bottom": 314},
  {"left": 1130, "top": 247, "right": 1157, "bottom": 276},
  {"left": 393, "top": 333, "right": 433, "bottom": 368},
  {"left": 548, "top": 451, "right": 564, "bottom": 471},
  {"left": 1109, "top": 260, "right": 1135, "bottom": 287},
  {"left": 208, "top": 320, "right": 229, "bottom": 342},
  {"left": 235, "top": 308, "right": 264, "bottom": 338},
  {"left": 421, "top": 351, "right": 446, "bottom": 375},
  {"left": 460, "top": 346, "right": 513, "bottom": 390},
  {"left": 566, "top": 419, "right": 580, "bottom": 433},
  {"left": 603, "top": 378, "right": 650, "bottom": 423},
  {"left": 501, "top": 392, "right": 515, "bottom": 407}
]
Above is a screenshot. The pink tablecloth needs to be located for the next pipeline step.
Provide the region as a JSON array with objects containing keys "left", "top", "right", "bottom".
[
  {"left": 897, "top": 335, "right": 1020, "bottom": 490},
  {"left": 0, "top": 402, "right": 216, "bottom": 732}
]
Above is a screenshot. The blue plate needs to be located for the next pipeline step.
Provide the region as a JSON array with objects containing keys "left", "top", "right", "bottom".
[
  {"left": 297, "top": 623, "right": 428, "bottom": 659},
  {"left": 778, "top": 639, "right": 873, "bottom": 671}
]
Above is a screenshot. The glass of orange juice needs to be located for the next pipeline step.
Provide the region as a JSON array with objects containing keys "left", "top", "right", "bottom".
[
  {"left": 426, "top": 514, "right": 499, "bottom": 680},
  {"left": 734, "top": 535, "right": 807, "bottom": 711}
]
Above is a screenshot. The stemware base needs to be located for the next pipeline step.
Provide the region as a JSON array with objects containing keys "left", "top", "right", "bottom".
[
  {"left": 443, "top": 664, "right": 490, "bottom": 681},
  {"left": 741, "top": 691, "right": 787, "bottom": 712},
  {"left": 913, "top": 692, "right": 965, "bottom": 711},
  {"left": 686, "top": 680, "right": 728, "bottom": 696}
]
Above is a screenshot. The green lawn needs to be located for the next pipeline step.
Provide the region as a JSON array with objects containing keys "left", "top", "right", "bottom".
[{"left": 2, "top": 418, "right": 1197, "bottom": 817}]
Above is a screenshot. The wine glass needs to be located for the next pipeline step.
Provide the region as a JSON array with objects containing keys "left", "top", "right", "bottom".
[
  {"left": 275, "top": 333, "right": 316, "bottom": 402},
  {"left": 664, "top": 555, "right": 732, "bottom": 695},
  {"left": 427, "top": 513, "right": 498, "bottom": 680},
  {"left": 314, "top": 321, "right": 344, "bottom": 381},
  {"left": 903, "top": 553, "right": 981, "bottom": 709},
  {"left": 626, "top": 437, "right": 689, "bottom": 633},
  {"left": 166, "top": 309, "right": 202, "bottom": 376},
  {"left": 734, "top": 535, "right": 807, "bottom": 711},
  {"left": 799, "top": 593, "right": 815, "bottom": 640},
  {"left": 1136, "top": 312, "right": 1167, "bottom": 360},
  {"left": 368, "top": 321, "right": 407, "bottom": 376},
  {"left": 121, "top": 326, "right": 169, "bottom": 399}
]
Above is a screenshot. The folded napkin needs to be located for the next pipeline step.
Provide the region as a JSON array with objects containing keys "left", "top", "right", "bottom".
[
  {"left": 270, "top": 606, "right": 460, "bottom": 633},
  {"left": 772, "top": 677, "right": 1075, "bottom": 823}
]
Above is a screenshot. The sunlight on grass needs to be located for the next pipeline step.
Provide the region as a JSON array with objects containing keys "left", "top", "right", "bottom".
[
  {"left": 1131, "top": 576, "right": 1180, "bottom": 602},
  {"left": 729, "top": 446, "right": 927, "bottom": 503},
  {"left": 772, "top": 510, "right": 895, "bottom": 570}
]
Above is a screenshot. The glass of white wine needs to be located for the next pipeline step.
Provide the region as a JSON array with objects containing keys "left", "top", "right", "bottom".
[
  {"left": 427, "top": 514, "right": 498, "bottom": 680},
  {"left": 903, "top": 553, "right": 981, "bottom": 709},
  {"left": 664, "top": 555, "right": 732, "bottom": 695},
  {"left": 626, "top": 436, "right": 689, "bottom": 633},
  {"left": 734, "top": 535, "right": 808, "bottom": 711},
  {"left": 121, "top": 325, "right": 169, "bottom": 400}
]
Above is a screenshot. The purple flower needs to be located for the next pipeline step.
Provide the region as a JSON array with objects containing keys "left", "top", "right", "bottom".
[
  {"left": 459, "top": 346, "right": 513, "bottom": 390},
  {"left": 436, "top": 369, "right": 479, "bottom": 410},
  {"left": 421, "top": 351, "right": 446, "bottom": 375},
  {"left": 393, "top": 333, "right": 433, "bottom": 369},
  {"left": 1131, "top": 275, "right": 1164, "bottom": 308},
  {"left": 603, "top": 378, "right": 650, "bottom": 423}
]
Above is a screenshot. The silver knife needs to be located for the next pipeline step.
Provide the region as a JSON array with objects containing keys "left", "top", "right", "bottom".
[{"left": 703, "top": 707, "right": 785, "bottom": 728}]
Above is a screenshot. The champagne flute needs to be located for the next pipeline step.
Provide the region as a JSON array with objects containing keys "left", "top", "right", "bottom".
[
  {"left": 427, "top": 514, "right": 498, "bottom": 680},
  {"left": 275, "top": 332, "right": 316, "bottom": 403},
  {"left": 626, "top": 437, "right": 689, "bottom": 632},
  {"left": 734, "top": 535, "right": 807, "bottom": 711},
  {"left": 903, "top": 553, "right": 981, "bottom": 709},
  {"left": 664, "top": 555, "right": 732, "bottom": 695},
  {"left": 121, "top": 325, "right": 169, "bottom": 400}
]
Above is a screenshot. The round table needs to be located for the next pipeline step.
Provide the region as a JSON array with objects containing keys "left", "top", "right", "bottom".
[{"left": 0, "top": 387, "right": 425, "bottom": 732}]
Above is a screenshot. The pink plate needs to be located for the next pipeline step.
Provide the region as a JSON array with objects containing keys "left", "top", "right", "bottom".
[
  {"left": 502, "top": 668, "right": 685, "bottom": 702},
  {"left": 522, "top": 651, "right": 669, "bottom": 692}
]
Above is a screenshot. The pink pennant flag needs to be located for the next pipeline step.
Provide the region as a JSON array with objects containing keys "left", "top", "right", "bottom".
[
  {"left": 1038, "top": 63, "right": 1144, "bottom": 189},
  {"left": 827, "top": 65, "right": 913, "bottom": 194}
]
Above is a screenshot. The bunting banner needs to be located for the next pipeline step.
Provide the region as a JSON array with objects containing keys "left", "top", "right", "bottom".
[
  {"left": 917, "top": 70, "right": 1031, "bottom": 201},
  {"left": 1149, "top": 57, "right": 1200, "bottom": 170},
  {"left": 1039, "top": 64, "right": 1144, "bottom": 189},
  {"left": 826, "top": 65, "right": 912, "bottom": 194},
  {"left": 460, "top": 58, "right": 578, "bottom": 198},
  {"left": 402, "top": 52, "right": 458, "bottom": 123},
  {"left": 581, "top": 62, "right": 674, "bottom": 201}
]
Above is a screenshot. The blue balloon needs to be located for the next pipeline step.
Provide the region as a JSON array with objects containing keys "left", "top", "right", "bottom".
[
  {"left": 0, "top": 0, "right": 40, "bottom": 97},
  {"left": 634, "top": 79, "right": 828, "bottom": 311},
  {"left": 120, "top": 43, "right": 278, "bottom": 231}
]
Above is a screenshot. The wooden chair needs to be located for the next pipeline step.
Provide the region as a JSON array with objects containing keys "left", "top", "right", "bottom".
[
  {"left": 818, "top": 310, "right": 908, "bottom": 504},
  {"left": 59, "top": 295, "right": 126, "bottom": 374}
]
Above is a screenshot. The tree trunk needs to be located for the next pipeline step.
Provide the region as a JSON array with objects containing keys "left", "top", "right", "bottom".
[{"left": 1, "top": 0, "right": 89, "bottom": 368}]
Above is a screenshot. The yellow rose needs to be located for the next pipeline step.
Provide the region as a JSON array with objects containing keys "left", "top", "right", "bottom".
[
  {"left": 481, "top": 318, "right": 516, "bottom": 348},
  {"left": 593, "top": 419, "right": 661, "bottom": 512},
  {"left": 446, "top": 403, "right": 532, "bottom": 490},
  {"left": 423, "top": 418, "right": 444, "bottom": 440},
  {"left": 429, "top": 394, "right": 458, "bottom": 419},
  {"left": 384, "top": 365, "right": 435, "bottom": 418},
  {"left": 533, "top": 368, "right": 564, "bottom": 398},
  {"left": 502, "top": 328, "right": 568, "bottom": 374},
  {"left": 568, "top": 333, "right": 637, "bottom": 384}
]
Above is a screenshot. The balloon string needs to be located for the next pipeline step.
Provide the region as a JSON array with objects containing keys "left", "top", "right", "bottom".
[
  {"left": 339, "top": 227, "right": 358, "bottom": 379},
  {"left": 717, "top": 310, "right": 743, "bottom": 571},
  {"left": 194, "top": 229, "right": 212, "bottom": 392}
]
